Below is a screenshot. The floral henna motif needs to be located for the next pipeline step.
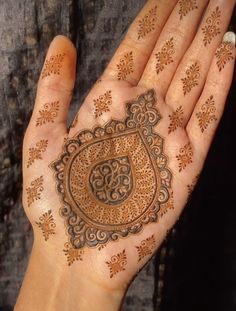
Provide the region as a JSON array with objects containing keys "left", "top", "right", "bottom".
[
  {"left": 215, "top": 42, "right": 234, "bottom": 72},
  {"left": 156, "top": 37, "right": 174, "bottom": 75},
  {"left": 181, "top": 62, "right": 200, "bottom": 95},
  {"left": 168, "top": 106, "right": 184, "bottom": 134},
  {"left": 196, "top": 95, "right": 217, "bottom": 133},
  {"left": 179, "top": 0, "right": 198, "bottom": 20},
  {"left": 36, "top": 101, "right": 59, "bottom": 126},
  {"left": 117, "top": 52, "right": 134, "bottom": 81},
  {"left": 136, "top": 235, "right": 155, "bottom": 262},
  {"left": 27, "top": 140, "right": 48, "bottom": 168},
  {"left": 36, "top": 210, "right": 56, "bottom": 241},
  {"left": 41, "top": 53, "right": 65, "bottom": 78},
  {"left": 106, "top": 250, "right": 127, "bottom": 278},
  {"left": 176, "top": 143, "right": 193, "bottom": 172},
  {"left": 138, "top": 6, "right": 158, "bottom": 40},
  {"left": 26, "top": 176, "right": 44, "bottom": 207},
  {"left": 63, "top": 242, "right": 84, "bottom": 266},
  {"left": 94, "top": 90, "right": 112, "bottom": 118},
  {"left": 202, "top": 6, "right": 221, "bottom": 46}
]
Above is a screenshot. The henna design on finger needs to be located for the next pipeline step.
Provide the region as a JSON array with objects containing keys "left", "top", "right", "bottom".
[
  {"left": 27, "top": 140, "right": 48, "bottom": 167},
  {"left": 176, "top": 143, "right": 193, "bottom": 172},
  {"left": 136, "top": 235, "right": 155, "bottom": 262},
  {"left": 63, "top": 242, "right": 84, "bottom": 266},
  {"left": 36, "top": 210, "right": 56, "bottom": 241},
  {"left": 181, "top": 62, "right": 200, "bottom": 95},
  {"left": 168, "top": 106, "right": 184, "bottom": 134},
  {"left": 155, "top": 37, "right": 174, "bottom": 75},
  {"left": 117, "top": 52, "right": 134, "bottom": 81},
  {"left": 94, "top": 90, "right": 112, "bottom": 118},
  {"left": 26, "top": 176, "right": 44, "bottom": 207},
  {"left": 179, "top": 0, "right": 198, "bottom": 20},
  {"left": 196, "top": 95, "right": 217, "bottom": 133},
  {"left": 41, "top": 53, "right": 65, "bottom": 79},
  {"left": 215, "top": 42, "right": 234, "bottom": 72},
  {"left": 202, "top": 7, "right": 221, "bottom": 46},
  {"left": 36, "top": 101, "right": 59, "bottom": 126},
  {"left": 106, "top": 250, "right": 127, "bottom": 278},
  {"left": 138, "top": 6, "right": 157, "bottom": 40},
  {"left": 187, "top": 174, "right": 199, "bottom": 197}
]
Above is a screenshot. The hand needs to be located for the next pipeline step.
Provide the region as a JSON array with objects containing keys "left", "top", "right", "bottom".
[{"left": 16, "top": 1, "right": 235, "bottom": 310}]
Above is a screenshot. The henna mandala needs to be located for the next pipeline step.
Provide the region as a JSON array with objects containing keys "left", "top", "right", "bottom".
[
  {"left": 51, "top": 90, "right": 172, "bottom": 250},
  {"left": 138, "top": 6, "right": 158, "bottom": 40},
  {"left": 36, "top": 210, "right": 56, "bottom": 241},
  {"left": 63, "top": 242, "right": 84, "bottom": 266},
  {"left": 94, "top": 91, "right": 112, "bottom": 118},
  {"left": 106, "top": 250, "right": 127, "bottom": 278},
  {"left": 202, "top": 7, "right": 221, "bottom": 46},
  {"left": 196, "top": 95, "right": 217, "bottom": 133},
  {"left": 215, "top": 42, "right": 234, "bottom": 72},
  {"left": 187, "top": 174, "right": 199, "bottom": 197},
  {"left": 156, "top": 37, "right": 174, "bottom": 75},
  {"left": 179, "top": 0, "right": 198, "bottom": 20},
  {"left": 26, "top": 176, "right": 44, "bottom": 207},
  {"left": 181, "top": 62, "right": 200, "bottom": 95},
  {"left": 117, "top": 52, "right": 134, "bottom": 81},
  {"left": 27, "top": 140, "right": 48, "bottom": 168},
  {"left": 168, "top": 106, "right": 184, "bottom": 134},
  {"left": 36, "top": 101, "right": 59, "bottom": 126},
  {"left": 136, "top": 235, "right": 155, "bottom": 262},
  {"left": 176, "top": 143, "right": 193, "bottom": 172},
  {"left": 41, "top": 53, "right": 65, "bottom": 78}
]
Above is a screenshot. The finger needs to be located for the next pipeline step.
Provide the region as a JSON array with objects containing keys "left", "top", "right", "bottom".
[{"left": 139, "top": 0, "right": 209, "bottom": 95}]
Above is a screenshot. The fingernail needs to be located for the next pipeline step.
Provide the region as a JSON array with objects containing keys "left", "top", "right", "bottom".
[{"left": 223, "top": 31, "right": 236, "bottom": 46}]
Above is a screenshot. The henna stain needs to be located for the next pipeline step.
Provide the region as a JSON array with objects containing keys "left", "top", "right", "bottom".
[
  {"left": 156, "top": 37, "right": 174, "bottom": 75},
  {"left": 41, "top": 53, "right": 65, "bottom": 78},
  {"left": 196, "top": 95, "right": 217, "bottom": 133},
  {"left": 187, "top": 174, "right": 199, "bottom": 197},
  {"left": 215, "top": 42, "right": 234, "bottom": 72},
  {"left": 181, "top": 62, "right": 200, "bottom": 95},
  {"left": 98, "top": 244, "right": 107, "bottom": 251},
  {"left": 63, "top": 242, "right": 84, "bottom": 265},
  {"left": 36, "top": 101, "right": 59, "bottom": 126},
  {"left": 136, "top": 235, "right": 155, "bottom": 262},
  {"left": 106, "top": 250, "right": 127, "bottom": 278},
  {"left": 168, "top": 106, "right": 184, "bottom": 134},
  {"left": 36, "top": 210, "right": 56, "bottom": 241},
  {"left": 27, "top": 140, "right": 48, "bottom": 168},
  {"left": 138, "top": 6, "right": 158, "bottom": 40},
  {"left": 159, "top": 190, "right": 174, "bottom": 216},
  {"left": 179, "top": 0, "right": 198, "bottom": 20},
  {"left": 26, "top": 176, "right": 44, "bottom": 207},
  {"left": 176, "top": 143, "right": 193, "bottom": 172},
  {"left": 117, "top": 52, "right": 134, "bottom": 81},
  {"left": 94, "top": 90, "right": 112, "bottom": 118},
  {"left": 70, "top": 113, "right": 79, "bottom": 129},
  {"left": 202, "top": 6, "right": 221, "bottom": 46}
]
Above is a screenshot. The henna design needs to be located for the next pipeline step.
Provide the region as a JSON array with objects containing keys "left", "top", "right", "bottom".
[
  {"left": 138, "top": 6, "right": 158, "bottom": 40},
  {"left": 159, "top": 190, "right": 174, "bottom": 216},
  {"left": 196, "top": 95, "right": 217, "bottom": 133},
  {"left": 202, "top": 7, "right": 221, "bottom": 46},
  {"left": 179, "top": 0, "right": 198, "bottom": 20},
  {"left": 136, "top": 235, "right": 155, "bottom": 262},
  {"left": 215, "top": 42, "right": 234, "bottom": 72},
  {"left": 176, "top": 143, "right": 193, "bottom": 172},
  {"left": 155, "top": 37, "right": 174, "bottom": 75},
  {"left": 26, "top": 176, "right": 44, "bottom": 207},
  {"left": 36, "top": 210, "right": 56, "bottom": 241},
  {"left": 181, "top": 62, "right": 200, "bottom": 95},
  {"left": 117, "top": 52, "right": 134, "bottom": 81},
  {"left": 36, "top": 101, "right": 59, "bottom": 126},
  {"left": 27, "top": 140, "right": 48, "bottom": 167},
  {"left": 106, "top": 250, "right": 127, "bottom": 278},
  {"left": 94, "top": 91, "right": 112, "bottom": 118},
  {"left": 187, "top": 174, "right": 199, "bottom": 196},
  {"left": 41, "top": 53, "right": 65, "bottom": 78},
  {"left": 70, "top": 113, "right": 79, "bottom": 129},
  {"left": 168, "top": 106, "right": 184, "bottom": 134},
  {"left": 51, "top": 90, "right": 172, "bottom": 250},
  {"left": 98, "top": 244, "right": 107, "bottom": 251},
  {"left": 63, "top": 242, "right": 84, "bottom": 266}
]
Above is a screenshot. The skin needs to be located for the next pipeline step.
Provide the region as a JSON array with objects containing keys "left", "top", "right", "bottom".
[{"left": 15, "top": 0, "right": 235, "bottom": 310}]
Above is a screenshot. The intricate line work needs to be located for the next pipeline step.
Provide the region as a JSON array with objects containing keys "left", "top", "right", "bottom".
[
  {"left": 94, "top": 91, "right": 112, "bottom": 118},
  {"left": 136, "top": 235, "right": 155, "bottom": 262},
  {"left": 179, "top": 0, "right": 198, "bottom": 20},
  {"left": 202, "top": 6, "right": 221, "bottom": 46},
  {"left": 26, "top": 176, "right": 44, "bottom": 207},
  {"left": 27, "top": 140, "right": 48, "bottom": 167},
  {"left": 196, "top": 95, "right": 217, "bottom": 132},
  {"left": 41, "top": 53, "right": 65, "bottom": 78},
  {"left": 215, "top": 42, "right": 234, "bottom": 72},
  {"left": 63, "top": 242, "right": 84, "bottom": 266},
  {"left": 187, "top": 174, "right": 199, "bottom": 196},
  {"left": 168, "top": 106, "right": 184, "bottom": 134},
  {"left": 36, "top": 101, "right": 60, "bottom": 126},
  {"left": 51, "top": 89, "right": 172, "bottom": 250},
  {"left": 138, "top": 6, "right": 158, "bottom": 40},
  {"left": 176, "top": 143, "right": 193, "bottom": 172},
  {"left": 156, "top": 37, "right": 174, "bottom": 74},
  {"left": 181, "top": 62, "right": 200, "bottom": 95},
  {"left": 36, "top": 210, "right": 56, "bottom": 241},
  {"left": 159, "top": 190, "right": 174, "bottom": 216},
  {"left": 106, "top": 250, "right": 127, "bottom": 278},
  {"left": 117, "top": 52, "right": 134, "bottom": 80}
]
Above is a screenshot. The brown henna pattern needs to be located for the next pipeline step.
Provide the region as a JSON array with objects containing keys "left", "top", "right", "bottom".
[
  {"left": 179, "top": 0, "right": 198, "bottom": 20},
  {"left": 215, "top": 42, "right": 234, "bottom": 72},
  {"left": 41, "top": 53, "right": 65, "bottom": 78},
  {"left": 36, "top": 210, "right": 56, "bottom": 241},
  {"left": 94, "top": 90, "right": 112, "bottom": 118},
  {"left": 117, "top": 52, "right": 134, "bottom": 80},
  {"left": 136, "top": 235, "right": 155, "bottom": 262},
  {"left": 196, "top": 95, "right": 217, "bottom": 133},
  {"left": 106, "top": 250, "right": 127, "bottom": 278},
  {"left": 176, "top": 143, "right": 193, "bottom": 172},
  {"left": 156, "top": 37, "right": 174, "bottom": 75},
  {"left": 202, "top": 7, "right": 221, "bottom": 46},
  {"left": 27, "top": 140, "right": 48, "bottom": 168},
  {"left": 51, "top": 90, "right": 172, "bottom": 250},
  {"left": 36, "top": 101, "right": 59, "bottom": 126},
  {"left": 26, "top": 176, "right": 44, "bottom": 207},
  {"left": 187, "top": 174, "right": 199, "bottom": 196},
  {"left": 159, "top": 190, "right": 174, "bottom": 216},
  {"left": 138, "top": 6, "right": 158, "bottom": 40},
  {"left": 181, "top": 62, "right": 200, "bottom": 95},
  {"left": 168, "top": 106, "right": 184, "bottom": 134},
  {"left": 63, "top": 242, "right": 84, "bottom": 265}
]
